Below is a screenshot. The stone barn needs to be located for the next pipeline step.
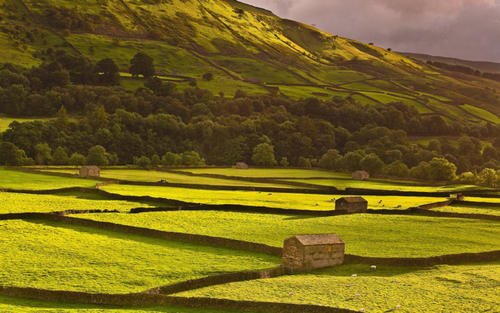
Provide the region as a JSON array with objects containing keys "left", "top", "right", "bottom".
[
  {"left": 235, "top": 162, "right": 249, "bottom": 169},
  {"left": 451, "top": 193, "right": 465, "bottom": 201},
  {"left": 80, "top": 166, "right": 100, "bottom": 178},
  {"left": 283, "top": 234, "right": 345, "bottom": 272},
  {"left": 335, "top": 197, "right": 368, "bottom": 213},
  {"left": 352, "top": 170, "right": 370, "bottom": 180}
]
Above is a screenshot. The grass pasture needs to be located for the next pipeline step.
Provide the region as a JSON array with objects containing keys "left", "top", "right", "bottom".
[
  {"left": 0, "top": 168, "right": 99, "bottom": 190},
  {"left": 0, "top": 219, "right": 279, "bottom": 293},
  {"left": 0, "top": 192, "right": 152, "bottom": 214},
  {"left": 0, "top": 116, "right": 53, "bottom": 133},
  {"left": 1, "top": 167, "right": 499, "bottom": 312},
  {"left": 179, "top": 262, "right": 500, "bottom": 313},
  {"left": 0, "top": 296, "right": 243, "bottom": 313},
  {"left": 100, "top": 184, "right": 447, "bottom": 211},
  {"left": 78, "top": 211, "right": 500, "bottom": 258}
]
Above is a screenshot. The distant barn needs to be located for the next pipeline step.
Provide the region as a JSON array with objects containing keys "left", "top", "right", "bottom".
[
  {"left": 352, "top": 170, "right": 370, "bottom": 180},
  {"left": 235, "top": 162, "right": 249, "bottom": 169},
  {"left": 80, "top": 166, "right": 100, "bottom": 178},
  {"left": 335, "top": 197, "right": 368, "bottom": 213},
  {"left": 283, "top": 234, "right": 345, "bottom": 272}
]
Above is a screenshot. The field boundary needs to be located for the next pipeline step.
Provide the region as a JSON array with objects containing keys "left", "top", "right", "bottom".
[{"left": 0, "top": 286, "right": 360, "bottom": 313}]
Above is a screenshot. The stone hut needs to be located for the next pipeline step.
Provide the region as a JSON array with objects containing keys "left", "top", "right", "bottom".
[
  {"left": 335, "top": 197, "right": 368, "bottom": 213},
  {"left": 352, "top": 170, "right": 370, "bottom": 180},
  {"left": 235, "top": 162, "right": 249, "bottom": 169},
  {"left": 450, "top": 193, "right": 465, "bottom": 201},
  {"left": 283, "top": 234, "right": 345, "bottom": 272},
  {"left": 79, "top": 166, "right": 100, "bottom": 178}
]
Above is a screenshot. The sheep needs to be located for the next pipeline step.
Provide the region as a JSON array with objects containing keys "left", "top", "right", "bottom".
[
  {"left": 351, "top": 274, "right": 358, "bottom": 277},
  {"left": 288, "top": 291, "right": 294, "bottom": 297},
  {"left": 354, "top": 293, "right": 361, "bottom": 297},
  {"left": 370, "top": 265, "right": 377, "bottom": 270},
  {"left": 395, "top": 304, "right": 401, "bottom": 310},
  {"left": 360, "top": 309, "right": 366, "bottom": 312}
]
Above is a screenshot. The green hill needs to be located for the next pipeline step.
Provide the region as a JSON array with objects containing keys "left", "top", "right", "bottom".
[{"left": 1, "top": 0, "right": 500, "bottom": 124}]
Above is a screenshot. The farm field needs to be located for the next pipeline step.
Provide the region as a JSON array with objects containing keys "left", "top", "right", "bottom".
[
  {"left": 0, "top": 296, "right": 243, "bottom": 313},
  {"left": 180, "top": 168, "right": 352, "bottom": 178},
  {"left": 0, "top": 168, "right": 99, "bottom": 190},
  {"left": 1, "top": 167, "right": 499, "bottom": 312},
  {"left": 0, "top": 219, "right": 279, "bottom": 293},
  {"left": 432, "top": 204, "right": 500, "bottom": 216},
  {"left": 100, "top": 184, "right": 447, "bottom": 211},
  {"left": 78, "top": 211, "right": 500, "bottom": 257},
  {"left": 0, "top": 116, "right": 54, "bottom": 133},
  {"left": 179, "top": 262, "right": 500, "bottom": 313},
  {"left": 283, "top": 178, "right": 480, "bottom": 192},
  {"left": 40, "top": 169, "right": 297, "bottom": 188},
  {"left": 0, "top": 192, "right": 152, "bottom": 214}
]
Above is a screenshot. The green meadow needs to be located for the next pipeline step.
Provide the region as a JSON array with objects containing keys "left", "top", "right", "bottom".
[
  {"left": 433, "top": 204, "right": 500, "bottom": 216},
  {"left": 180, "top": 168, "right": 351, "bottom": 178},
  {"left": 0, "top": 220, "right": 279, "bottom": 293},
  {"left": 179, "top": 262, "right": 500, "bottom": 313},
  {"left": 78, "top": 211, "right": 500, "bottom": 257},
  {"left": 0, "top": 296, "right": 243, "bottom": 313},
  {"left": 0, "top": 168, "right": 99, "bottom": 190},
  {"left": 0, "top": 192, "right": 151, "bottom": 214},
  {"left": 100, "top": 184, "right": 447, "bottom": 211}
]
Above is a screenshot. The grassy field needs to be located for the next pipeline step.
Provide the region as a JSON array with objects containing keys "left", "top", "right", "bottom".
[
  {"left": 0, "top": 295, "right": 244, "bottom": 313},
  {"left": 179, "top": 168, "right": 352, "bottom": 178},
  {"left": 100, "top": 185, "right": 447, "bottom": 211},
  {"left": 40, "top": 169, "right": 296, "bottom": 188},
  {"left": 0, "top": 192, "right": 152, "bottom": 214},
  {"left": 178, "top": 262, "right": 500, "bottom": 313},
  {"left": 0, "top": 220, "right": 279, "bottom": 293},
  {"left": 433, "top": 204, "right": 500, "bottom": 216},
  {"left": 0, "top": 168, "right": 99, "bottom": 190},
  {"left": 78, "top": 211, "right": 500, "bottom": 258},
  {"left": 283, "top": 178, "right": 480, "bottom": 192}
]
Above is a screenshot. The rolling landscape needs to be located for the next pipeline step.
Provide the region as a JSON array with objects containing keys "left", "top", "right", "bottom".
[{"left": 0, "top": 0, "right": 499, "bottom": 312}]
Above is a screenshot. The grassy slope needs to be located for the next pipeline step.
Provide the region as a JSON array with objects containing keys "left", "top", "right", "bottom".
[
  {"left": 78, "top": 211, "right": 500, "bottom": 257},
  {"left": 0, "top": 295, "right": 244, "bottom": 313},
  {"left": 181, "top": 168, "right": 352, "bottom": 178},
  {"left": 41, "top": 168, "right": 296, "bottom": 188},
  {"left": 0, "top": 0, "right": 498, "bottom": 121},
  {"left": 0, "top": 219, "right": 279, "bottom": 293},
  {"left": 179, "top": 262, "right": 500, "bottom": 313},
  {"left": 0, "top": 168, "right": 99, "bottom": 190},
  {"left": 0, "top": 191, "right": 152, "bottom": 214},
  {"left": 100, "top": 184, "right": 447, "bottom": 211},
  {"left": 433, "top": 204, "right": 500, "bottom": 216}
]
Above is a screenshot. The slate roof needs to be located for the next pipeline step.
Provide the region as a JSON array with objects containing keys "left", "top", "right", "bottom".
[
  {"left": 336, "top": 197, "right": 367, "bottom": 203},
  {"left": 291, "top": 234, "right": 344, "bottom": 246}
]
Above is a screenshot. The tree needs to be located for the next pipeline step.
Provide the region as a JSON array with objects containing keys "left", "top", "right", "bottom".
[
  {"left": 129, "top": 52, "right": 155, "bottom": 78},
  {"left": 319, "top": 149, "right": 341, "bottom": 170},
  {"left": 280, "top": 157, "right": 289, "bottom": 167},
  {"left": 134, "top": 156, "right": 152, "bottom": 169},
  {"left": 297, "top": 156, "right": 312, "bottom": 168},
  {"left": 251, "top": 143, "right": 277, "bottom": 167},
  {"left": 181, "top": 151, "right": 205, "bottom": 166},
  {"left": 427, "top": 157, "right": 457, "bottom": 181},
  {"left": 384, "top": 161, "right": 409, "bottom": 177},
  {"left": 360, "top": 153, "right": 385, "bottom": 175},
  {"left": 162, "top": 152, "right": 182, "bottom": 166},
  {"left": 86, "top": 145, "right": 109, "bottom": 166},
  {"left": 95, "top": 58, "right": 120, "bottom": 85},
  {"left": 56, "top": 105, "right": 69, "bottom": 129},
  {"left": 151, "top": 154, "right": 161, "bottom": 167},
  {"left": 202, "top": 72, "right": 214, "bottom": 81},
  {"left": 69, "top": 153, "right": 86, "bottom": 166},
  {"left": 34, "top": 143, "right": 52, "bottom": 165},
  {"left": 52, "top": 146, "right": 69, "bottom": 165},
  {"left": 0, "top": 142, "right": 28, "bottom": 165}
]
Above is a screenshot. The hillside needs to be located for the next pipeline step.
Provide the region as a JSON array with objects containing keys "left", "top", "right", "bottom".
[
  {"left": 0, "top": 0, "right": 500, "bottom": 125},
  {"left": 402, "top": 52, "right": 500, "bottom": 74}
]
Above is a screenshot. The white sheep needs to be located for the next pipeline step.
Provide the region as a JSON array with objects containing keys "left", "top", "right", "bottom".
[
  {"left": 354, "top": 293, "right": 361, "bottom": 297},
  {"left": 370, "top": 265, "right": 377, "bottom": 270},
  {"left": 395, "top": 304, "right": 401, "bottom": 310},
  {"left": 351, "top": 274, "right": 358, "bottom": 277},
  {"left": 360, "top": 308, "right": 365, "bottom": 312}
]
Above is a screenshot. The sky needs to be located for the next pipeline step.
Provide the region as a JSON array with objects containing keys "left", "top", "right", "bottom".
[{"left": 243, "top": 0, "right": 500, "bottom": 62}]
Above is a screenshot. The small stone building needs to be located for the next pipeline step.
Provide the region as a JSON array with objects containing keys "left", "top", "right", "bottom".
[
  {"left": 283, "top": 234, "right": 345, "bottom": 272},
  {"left": 235, "top": 162, "right": 249, "bottom": 169},
  {"left": 352, "top": 170, "right": 370, "bottom": 180},
  {"left": 450, "top": 193, "right": 465, "bottom": 201},
  {"left": 79, "top": 166, "right": 100, "bottom": 178},
  {"left": 335, "top": 197, "right": 368, "bottom": 213}
]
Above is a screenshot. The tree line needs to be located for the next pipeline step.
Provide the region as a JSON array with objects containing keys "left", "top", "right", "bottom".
[{"left": 1, "top": 55, "right": 500, "bottom": 184}]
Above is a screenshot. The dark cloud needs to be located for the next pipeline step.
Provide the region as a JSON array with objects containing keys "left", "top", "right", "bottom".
[{"left": 244, "top": 0, "right": 500, "bottom": 62}]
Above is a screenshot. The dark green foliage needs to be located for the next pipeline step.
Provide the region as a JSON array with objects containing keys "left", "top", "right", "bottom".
[
  {"left": 130, "top": 53, "right": 155, "bottom": 78},
  {"left": 95, "top": 58, "right": 120, "bottom": 85}
]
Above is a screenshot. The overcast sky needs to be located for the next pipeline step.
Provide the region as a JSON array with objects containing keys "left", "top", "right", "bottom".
[{"left": 243, "top": 0, "right": 500, "bottom": 62}]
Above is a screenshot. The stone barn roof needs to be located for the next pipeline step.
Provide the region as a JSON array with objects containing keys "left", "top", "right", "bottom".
[
  {"left": 82, "top": 165, "right": 100, "bottom": 170},
  {"left": 336, "top": 197, "right": 367, "bottom": 204},
  {"left": 292, "top": 234, "right": 344, "bottom": 246}
]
